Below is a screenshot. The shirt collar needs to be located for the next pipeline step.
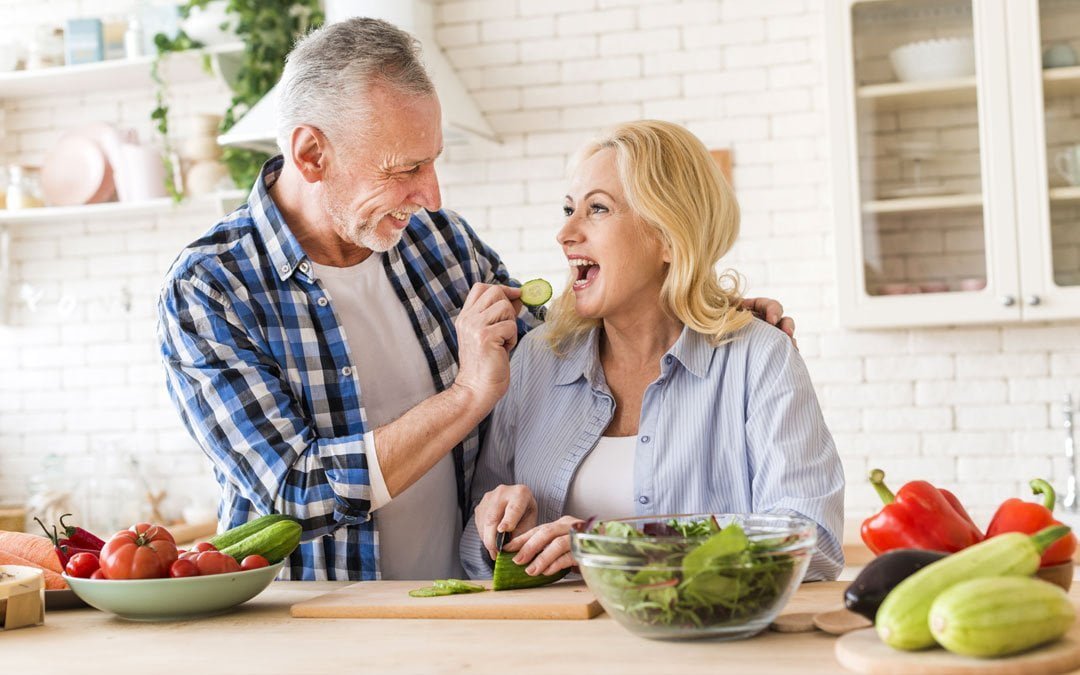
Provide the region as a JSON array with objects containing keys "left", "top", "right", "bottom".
[
  {"left": 665, "top": 325, "right": 715, "bottom": 379},
  {"left": 551, "top": 324, "right": 714, "bottom": 386},
  {"left": 248, "top": 155, "right": 310, "bottom": 282}
]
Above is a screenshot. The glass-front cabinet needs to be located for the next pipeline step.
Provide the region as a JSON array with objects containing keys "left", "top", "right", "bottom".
[{"left": 827, "top": 0, "right": 1080, "bottom": 328}]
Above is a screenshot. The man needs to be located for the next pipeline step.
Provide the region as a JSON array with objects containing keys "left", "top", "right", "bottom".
[{"left": 157, "top": 18, "right": 793, "bottom": 581}]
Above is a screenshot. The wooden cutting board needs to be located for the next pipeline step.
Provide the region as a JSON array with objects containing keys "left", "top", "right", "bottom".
[
  {"left": 290, "top": 580, "right": 602, "bottom": 620},
  {"left": 835, "top": 626, "right": 1080, "bottom": 675}
]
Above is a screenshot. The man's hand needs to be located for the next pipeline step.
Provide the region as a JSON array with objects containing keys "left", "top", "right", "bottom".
[
  {"left": 741, "top": 296, "right": 796, "bottom": 349},
  {"left": 474, "top": 484, "right": 538, "bottom": 561},
  {"left": 453, "top": 283, "right": 520, "bottom": 409}
]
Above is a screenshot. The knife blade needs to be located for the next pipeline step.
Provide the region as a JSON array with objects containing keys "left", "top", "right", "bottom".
[{"left": 495, "top": 530, "right": 509, "bottom": 554}]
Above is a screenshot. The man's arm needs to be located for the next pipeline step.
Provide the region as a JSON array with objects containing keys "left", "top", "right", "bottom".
[
  {"left": 158, "top": 275, "right": 375, "bottom": 537},
  {"left": 372, "top": 283, "right": 520, "bottom": 497}
]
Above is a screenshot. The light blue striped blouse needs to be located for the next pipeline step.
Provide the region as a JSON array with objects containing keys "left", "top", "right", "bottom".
[{"left": 460, "top": 318, "right": 845, "bottom": 581}]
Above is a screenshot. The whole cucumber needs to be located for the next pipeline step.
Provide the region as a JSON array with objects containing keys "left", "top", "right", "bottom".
[
  {"left": 209, "top": 513, "right": 297, "bottom": 550},
  {"left": 929, "top": 576, "right": 1075, "bottom": 657},
  {"left": 221, "top": 519, "right": 303, "bottom": 564},
  {"left": 875, "top": 524, "right": 1070, "bottom": 651}
]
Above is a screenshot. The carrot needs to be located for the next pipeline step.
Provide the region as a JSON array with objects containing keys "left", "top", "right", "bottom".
[
  {"left": 0, "top": 530, "right": 64, "bottom": 574},
  {"left": 0, "top": 550, "right": 67, "bottom": 589}
]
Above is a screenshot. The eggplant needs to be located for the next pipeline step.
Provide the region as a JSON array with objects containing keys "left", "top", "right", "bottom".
[{"left": 844, "top": 548, "right": 948, "bottom": 621}]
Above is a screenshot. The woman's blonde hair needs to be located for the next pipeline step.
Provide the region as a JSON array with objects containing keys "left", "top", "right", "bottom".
[{"left": 546, "top": 119, "right": 752, "bottom": 355}]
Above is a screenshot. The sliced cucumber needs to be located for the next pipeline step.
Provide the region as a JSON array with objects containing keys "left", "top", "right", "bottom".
[
  {"left": 520, "top": 279, "right": 553, "bottom": 308},
  {"left": 433, "top": 579, "right": 486, "bottom": 593},
  {"left": 492, "top": 551, "right": 569, "bottom": 591},
  {"left": 409, "top": 579, "right": 487, "bottom": 597},
  {"left": 408, "top": 586, "right": 457, "bottom": 597}
]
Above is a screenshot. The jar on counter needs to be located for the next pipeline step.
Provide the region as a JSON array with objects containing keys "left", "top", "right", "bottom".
[{"left": 6, "top": 165, "right": 45, "bottom": 209}]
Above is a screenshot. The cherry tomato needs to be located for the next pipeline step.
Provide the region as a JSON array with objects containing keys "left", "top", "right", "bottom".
[
  {"left": 64, "top": 551, "right": 100, "bottom": 578},
  {"left": 169, "top": 559, "right": 199, "bottom": 578},
  {"left": 191, "top": 542, "right": 217, "bottom": 553},
  {"left": 188, "top": 551, "right": 241, "bottom": 576},
  {"left": 90, "top": 569, "right": 107, "bottom": 580},
  {"left": 240, "top": 554, "right": 269, "bottom": 571},
  {"left": 99, "top": 523, "right": 178, "bottom": 580}
]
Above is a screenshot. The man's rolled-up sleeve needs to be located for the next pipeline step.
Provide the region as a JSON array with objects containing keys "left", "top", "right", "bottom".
[{"left": 158, "top": 272, "right": 373, "bottom": 539}]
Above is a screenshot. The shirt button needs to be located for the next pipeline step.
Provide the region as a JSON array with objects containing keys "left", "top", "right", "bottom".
[
  {"left": 342, "top": 366, "right": 353, "bottom": 377},
  {"left": 317, "top": 297, "right": 329, "bottom": 307},
  {"left": 664, "top": 355, "right": 673, "bottom": 365},
  {"left": 640, "top": 435, "right": 650, "bottom": 443},
  {"left": 299, "top": 262, "right": 310, "bottom": 273},
  {"left": 638, "top": 495, "right": 650, "bottom": 505},
  {"left": 279, "top": 264, "right": 291, "bottom": 275}
]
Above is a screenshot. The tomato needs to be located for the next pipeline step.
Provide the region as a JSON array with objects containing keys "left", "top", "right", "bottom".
[
  {"left": 240, "top": 554, "right": 269, "bottom": 571},
  {"left": 188, "top": 551, "right": 241, "bottom": 576},
  {"left": 191, "top": 541, "right": 217, "bottom": 553},
  {"left": 169, "top": 559, "right": 199, "bottom": 578},
  {"left": 64, "top": 552, "right": 100, "bottom": 578},
  {"left": 99, "top": 523, "right": 179, "bottom": 580},
  {"left": 90, "top": 569, "right": 107, "bottom": 580}
]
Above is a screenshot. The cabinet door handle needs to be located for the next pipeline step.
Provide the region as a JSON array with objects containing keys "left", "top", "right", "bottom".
[
  {"left": 1001, "top": 294, "right": 1016, "bottom": 307},
  {"left": 1027, "top": 295, "right": 1042, "bottom": 306}
]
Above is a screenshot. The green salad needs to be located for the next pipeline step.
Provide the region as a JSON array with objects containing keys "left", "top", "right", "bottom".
[{"left": 574, "top": 517, "right": 800, "bottom": 629}]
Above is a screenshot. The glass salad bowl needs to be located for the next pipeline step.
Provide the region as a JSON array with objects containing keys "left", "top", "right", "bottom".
[{"left": 570, "top": 513, "right": 816, "bottom": 641}]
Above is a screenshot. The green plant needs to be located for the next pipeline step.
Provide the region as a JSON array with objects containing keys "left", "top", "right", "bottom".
[{"left": 152, "top": 0, "right": 323, "bottom": 200}]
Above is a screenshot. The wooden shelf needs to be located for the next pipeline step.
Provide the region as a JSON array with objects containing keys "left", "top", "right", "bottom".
[
  {"left": 857, "top": 76, "right": 977, "bottom": 111},
  {"left": 0, "top": 190, "right": 247, "bottom": 225},
  {"left": 1043, "top": 65, "right": 1080, "bottom": 98},
  {"left": 1050, "top": 186, "right": 1080, "bottom": 203},
  {"left": 0, "top": 43, "right": 244, "bottom": 100},
  {"left": 862, "top": 192, "right": 983, "bottom": 214}
]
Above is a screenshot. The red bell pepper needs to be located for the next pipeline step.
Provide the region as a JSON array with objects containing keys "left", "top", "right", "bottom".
[
  {"left": 985, "top": 479, "right": 1077, "bottom": 567},
  {"left": 860, "top": 468, "right": 983, "bottom": 555}
]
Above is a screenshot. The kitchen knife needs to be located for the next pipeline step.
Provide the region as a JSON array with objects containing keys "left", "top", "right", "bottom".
[{"left": 495, "top": 530, "right": 509, "bottom": 554}]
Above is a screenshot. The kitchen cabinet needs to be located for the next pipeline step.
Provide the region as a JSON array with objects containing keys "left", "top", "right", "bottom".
[{"left": 826, "top": 0, "right": 1080, "bottom": 328}]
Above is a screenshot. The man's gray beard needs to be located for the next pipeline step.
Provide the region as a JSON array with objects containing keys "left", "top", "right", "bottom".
[{"left": 322, "top": 187, "right": 404, "bottom": 253}]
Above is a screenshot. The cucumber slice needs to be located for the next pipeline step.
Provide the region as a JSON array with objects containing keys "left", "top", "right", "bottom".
[
  {"left": 520, "top": 279, "right": 553, "bottom": 308},
  {"left": 492, "top": 551, "right": 569, "bottom": 591},
  {"left": 408, "top": 586, "right": 457, "bottom": 597},
  {"left": 433, "top": 579, "right": 486, "bottom": 593}
]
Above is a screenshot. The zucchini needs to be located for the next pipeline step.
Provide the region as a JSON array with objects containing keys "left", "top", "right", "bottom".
[
  {"left": 492, "top": 551, "right": 569, "bottom": 591},
  {"left": 928, "top": 576, "right": 1075, "bottom": 657},
  {"left": 220, "top": 519, "right": 303, "bottom": 564},
  {"left": 519, "top": 279, "right": 552, "bottom": 308},
  {"left": 876, "top": 525, "right": 1070, "bottom": 651},
  {"left": 209, "top": 514, "right": 297, "bottom": 550}
]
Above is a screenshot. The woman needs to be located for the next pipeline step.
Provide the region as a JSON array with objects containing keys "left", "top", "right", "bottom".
[{"left": 460, "top": 120, "right": 844, "bottom": 582}]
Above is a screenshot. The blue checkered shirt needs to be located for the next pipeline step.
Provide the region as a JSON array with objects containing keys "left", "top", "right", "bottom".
[{"left": 157, "top": 156, "right": 530, "bottom": 580}]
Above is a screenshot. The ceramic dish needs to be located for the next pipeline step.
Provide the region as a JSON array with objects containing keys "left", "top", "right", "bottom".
[
  {"left": 41, "top": 134, "right": 114, "bottom": 206},
  {"left": 64, "top": 560, "right": 284, "bottom": 621},
  {"left": 889, "top": 37, "right": 975, "bottom": 83}
]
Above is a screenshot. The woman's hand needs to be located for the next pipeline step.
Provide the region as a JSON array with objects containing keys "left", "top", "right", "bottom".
[
  {"left": 474, "top": 484, "right": 538, "bottom": 561},
  {"left": 503, "top": 516, "right": 585, "bottom": 576}
]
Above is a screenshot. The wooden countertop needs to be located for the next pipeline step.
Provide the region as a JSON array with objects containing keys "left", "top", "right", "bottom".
[{"left": 10, "top": 581, "right": 854, "bottom": 674}]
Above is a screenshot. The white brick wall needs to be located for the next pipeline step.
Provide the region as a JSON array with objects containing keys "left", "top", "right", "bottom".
[{"left": 2, "top": 0, "right": 1080, "bottom": 538}]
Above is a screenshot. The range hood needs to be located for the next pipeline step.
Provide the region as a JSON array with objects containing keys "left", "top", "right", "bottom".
[{"left": 217, "top": 0, "right": 498, "bottom": 152}]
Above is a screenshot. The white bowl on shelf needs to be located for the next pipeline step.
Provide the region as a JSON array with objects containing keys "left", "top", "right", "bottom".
[{"left": 889, "top": 37, "right": 975, "bottom": 83}]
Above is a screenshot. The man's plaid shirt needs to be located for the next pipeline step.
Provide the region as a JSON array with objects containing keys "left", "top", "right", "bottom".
[{"left": 157, "top": 156, "right": 530, "bottom": 580}]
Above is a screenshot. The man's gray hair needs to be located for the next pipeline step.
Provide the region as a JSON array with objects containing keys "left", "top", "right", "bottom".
[{"left": 276, "top": 17, "right": 435, "bottom": 154}]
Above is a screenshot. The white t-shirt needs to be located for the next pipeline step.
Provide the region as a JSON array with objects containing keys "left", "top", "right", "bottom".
[
  {"left": 312, "top": 256, "right": 462, "bottom": 580},
  {"left": 564, "top": 435, "right": 637, "bottom": 521}
]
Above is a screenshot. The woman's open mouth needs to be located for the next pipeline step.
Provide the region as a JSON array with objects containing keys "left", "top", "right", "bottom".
[{"left": 570, "top": 256, "right": 600, "bottom": 291}]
